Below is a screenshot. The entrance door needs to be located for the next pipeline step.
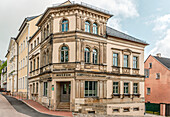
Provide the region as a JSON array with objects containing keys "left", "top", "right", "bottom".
[{"left": 60, "top": 82, "right": 71, "bottom": 102}]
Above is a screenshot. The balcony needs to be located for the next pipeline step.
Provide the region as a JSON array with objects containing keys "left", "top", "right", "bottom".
[
  {"left": 112, "top": 66, "right": 120, "bottom": 74},
  {"left": 132, "top": 68, "right": 139, "bottom": 75},
  {"left": 122, "top": 67, "right": 130, "bottom": 74},
  {"left": 30, "top": 69, "right": 40, "bottom": 77}
]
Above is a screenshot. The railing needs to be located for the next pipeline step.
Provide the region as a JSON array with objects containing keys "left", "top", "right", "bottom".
[{"left": 52, "top": 1, "right": 110, "bottom": 15}]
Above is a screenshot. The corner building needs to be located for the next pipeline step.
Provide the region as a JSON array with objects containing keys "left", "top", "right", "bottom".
[{"left": 29, "top": 1, "right": 148, "bottom": 116}]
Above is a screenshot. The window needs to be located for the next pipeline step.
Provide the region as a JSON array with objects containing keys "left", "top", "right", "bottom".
[
  {"left": 47, "top": 25, "right": 49, "bottom": 36},
  {"left": 144, "top": 69, "right": 149, "bottom": 78},
  {"left": 23, "top": 77, "right": 24, "bottom": 89},
  {"left": 85, "top": 81, "right": 97, "bottom": 97},
  {"left": 123, "top": 108, "right": 130, "bottom": 112},
  {"left": 147, "top": 88, "right": 150, "bottom": 95},
  {"left": 133, "top": 107, "right": 139, "bottom": 111},
  {"left": 44, "top": 53, "right": 46, "bottom": 65},
  {"left": 85, "top": 48, "right": 90, "bottom": 63},
  {"left": 44, "top": 28, "right": 46, "bottom": 39},
  {"left": 61, "top": 46, "right": 69, "bottom": 62},
  {"left": 23, "top": 41, "right": 25, "bottom": 49},
  {"left": 25, "top": 77, "right": 27, "bottom": 89},
  {"left": 133, "top": 83, "right": 138, "bottom": 94},
  {"left": 30, "top": 61, "right": 32, "bottom": 72},
  {"left": 124, "top": 55, "right": 128, "bottom": 67},
  {"left": 156, "top": 73, "right": 160, "bottom": 79},
  {"left": 93, "top": 49, "right": 98, "bottom": 64},
  {"left": 85, "top": 21, "right": 90, "bottom": 33},
  {"left": 93, "top": 23, "right": 98, "bottom": 34},
  {"left": 31, "top": 44, "right": 33, "bottom": 50},
  {"left": 133, "top": 56, "right": 138, "bottom": 69},
  {"left": 37, "top": 37, "right": 39, "bottom": 45},
  {"left": 33, "top": 83, "right": 35, "bottom": 93},
  {"left": 62, "top": 19, "right": 68, "bottom": 32},
  {"left": 113, "top": 53, "right": 118, "bottom": 66},
  {"left": 63, "top": 84, "right": 67, "bottom": 94},
  {"left": 34, "top": 59, "right": 36, "bottom": 70},
  {"left": 124, "top": 83, "right": 129, "bottom": 94},
  {"left": 21, "top": 43, "right": 22, "bottom": 52},
  {"left": 21, "top": 60, "right": 22, "bottom": 69},
  {"left": 149, "top": 63, "right": 152, "bottom": 68},
  {"left": 37, "top": 57, "right": 39, "bottom": 69},
  {"left": 113, "top": 82, "right": 119, "bottom": 94},
  {"left": 43, "top": 82, "right": 48, "bottom": 96},
  {"left": 34, "top": 40, "right": 36, "bottom": 48},
  {"left": 36, "top": 82, "right": 38, "bottom": 93},
  {"left": 113, "top": 108, "right": 119, "bottom": 113},
  {"left": 23, "top": 59, "right": 25, "bottom": 68}
]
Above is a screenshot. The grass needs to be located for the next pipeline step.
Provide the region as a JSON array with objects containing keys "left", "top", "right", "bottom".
[{"left": 146, "top": 111, "right": 160, "bottom": 115}]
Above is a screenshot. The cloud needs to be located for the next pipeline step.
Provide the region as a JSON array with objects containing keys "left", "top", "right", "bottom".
[
  {"left": 149, "top": 14, "right": 170, "bottom": 57},
  {"left": 0, "top": 0, "right": 139, "bottom": 60}
]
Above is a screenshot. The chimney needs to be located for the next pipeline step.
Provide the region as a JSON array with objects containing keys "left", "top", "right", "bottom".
[{"left": 156, "top": 53, "right": 161, "bottom": 57}]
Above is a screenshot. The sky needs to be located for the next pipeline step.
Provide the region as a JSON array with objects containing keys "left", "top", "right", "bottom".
[{"left": 0, "top": 0, "right": 170, "bottom": 60}]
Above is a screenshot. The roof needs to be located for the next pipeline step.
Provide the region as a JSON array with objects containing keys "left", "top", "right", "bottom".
[
  {"left": 153, "top": 56, "right": 170, "bottom": 69},
  {"left": 106, "top": 26, "right": 148, "bottom": 45},
  {"left": 26, "top": 15, "right": 39, "bottom": 22}
]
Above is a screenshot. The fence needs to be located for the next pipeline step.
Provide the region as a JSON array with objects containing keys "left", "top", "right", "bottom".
[{"left": 145, "top": 103, "right": 160, "bottom": 115}]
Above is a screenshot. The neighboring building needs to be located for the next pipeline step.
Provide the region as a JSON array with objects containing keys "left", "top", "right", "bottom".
[
  {"left": 1, "top": 66, "right": 7, "bottom": 90},
  {"left": 0, "top": 61, "right": 7, "bottom": 90},
  {"left": 6, "top": 38, "right": 18, "bottom": 93},
  {"left": 16, "top": 15, "right": 41, "bottom": 94},
  {"left": 145, "top": 54, "right": 170, "bottom": 116},
  {"left": 28, "top": 1, "right": 148, "bottom": 116}
]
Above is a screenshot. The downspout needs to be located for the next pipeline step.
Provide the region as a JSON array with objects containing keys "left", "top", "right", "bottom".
[{"left": 27, "top": 24, "right": 30, "bottom": 99}]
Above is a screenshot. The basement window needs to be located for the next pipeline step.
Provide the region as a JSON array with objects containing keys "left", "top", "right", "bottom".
[
  {"left": 133, "top": 107, "right": 139, "bottom": 111},
  {"left": 123, "top": 108, "right": 130, "bottom": 112},
  {"left": 113, "top": 108, "right": 119, "bottom": 113}
]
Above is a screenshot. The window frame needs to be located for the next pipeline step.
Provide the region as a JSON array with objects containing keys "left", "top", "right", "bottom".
[
  {"left": 85, "top": 47, "right": 90, "bottom": 63},
  {"left": 60, "top": 46, "right": 69, "bottom": 63},
  {"left": 61, "top": 19, "right": 69, "bottom": 32},
  {"left": 123, "top": 55, "right": 129, "bottom": 68},
  {"left": 93, "top": 23, "right": 98, "bottom": 34},
  {"left": 147, "top": 87, "right": 151, "bottom": 95},
  {"left": 113, "top": 82, "right": 119, "bottom": 94},
  {"left": 85, "top": 81, "right": 98, "bottom": 97},
  {"left": 133, "top": 56, "right": 138, "bottom": 69},
  {"left": 156, "top": 73, "right": 160, "bottom": 79},
  {"left": 124, "top": 82, "right": 129, "bottom": 94},
  {"left": 93, "top": 49, "right": 98, "bottom": 64},
  {"left": 113, "top": 53, "right": 118, "bottom": 67},
  {"left": 85, "top": 21, "right": 90, "bottom": 33},
  {"left": 43, "top": 82, "right": 48, "bottom": 97},
  {"left": 133, "top": 83, "right": 138, "bottom": 94}
]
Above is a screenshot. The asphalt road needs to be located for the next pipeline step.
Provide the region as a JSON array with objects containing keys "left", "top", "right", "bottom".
[{"left": 3, "top": 94, "right": 61, "bottom": 117}]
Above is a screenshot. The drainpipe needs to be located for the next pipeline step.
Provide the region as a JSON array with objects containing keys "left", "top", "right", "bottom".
[
  {"left": 15, "top": 39, "right": 18, "bottom": 93},
  {"left": 27, "top": 24, "right": 30, "bottom": 99}
]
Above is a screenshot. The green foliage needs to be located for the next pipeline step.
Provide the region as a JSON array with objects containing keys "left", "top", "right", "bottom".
[{"left": 0, "top": 60, "right": 7, "bottom": 74}]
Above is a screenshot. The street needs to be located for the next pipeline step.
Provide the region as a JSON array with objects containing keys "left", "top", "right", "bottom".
[{"left": 0, "top": 94, "right": 61, "bottom": 117}]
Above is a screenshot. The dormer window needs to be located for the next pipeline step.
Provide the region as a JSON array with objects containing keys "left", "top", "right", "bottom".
[
  {"left": 85, "top": 21, "right": 90, "bottom": 33},
  {"left": 62, "top": 19, "right": 68, "bottom": 32},
  {"left": 93, "top": 23, "right": 98, "bottom": 34}
]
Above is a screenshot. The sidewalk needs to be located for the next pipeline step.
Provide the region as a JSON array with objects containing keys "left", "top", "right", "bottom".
[{"left": 23, "top": 100, "right": 73, "bottom": 117}]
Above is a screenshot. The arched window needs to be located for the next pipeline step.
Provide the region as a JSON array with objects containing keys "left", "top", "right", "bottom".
[
  {"left": 84, "top": 48, "right": 90, "bottom": 63},
  {"left": 62, "top": 19, "right": 68, "bottom": 32},
  {"left": 85, "top": 21, "right": 90, "bottom": 33},
  {"left": 47, "top": 25, "right": 49, "bottom": 36},
  {"left": 44, "top": 28, "right": 46, "bottom": 39},
  {"left": 44, "top": 52, "right": 46, "bottom": 66},
  {"left": 61, "top": 46, "right": 69, "bottom": 62},
  {"left": 93, "top": 23, "right": 98, "bottom": 34},
  {"left": 93, "top": 49, "right": 98, "bottom": 64}
]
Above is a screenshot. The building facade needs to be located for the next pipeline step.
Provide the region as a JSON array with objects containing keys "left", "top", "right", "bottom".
[
  {"left": 6, "top": 38, "right": 18, "bottom": 93},
  {"left": 28, "top": 1, "right": 148, "bottom": 116},
  {"left": 145, "top": 54, "right": 170, "bottom": 116},
  {"left": 1, "top": 66, "right": 7, "bottom": 90},
  {"left": 16, "top": 15, "right": 41, "bottom": 94}
]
